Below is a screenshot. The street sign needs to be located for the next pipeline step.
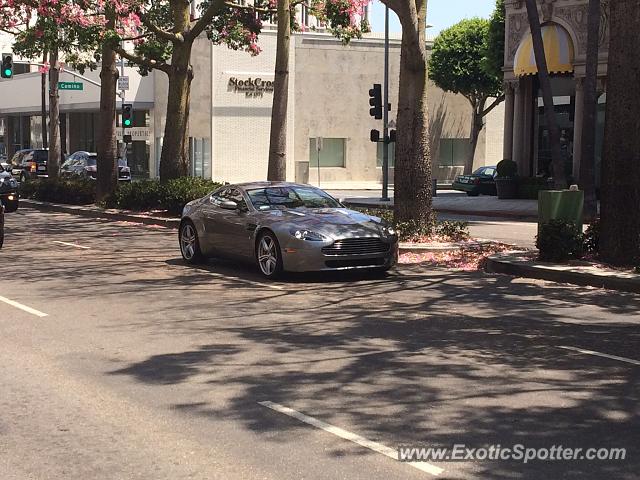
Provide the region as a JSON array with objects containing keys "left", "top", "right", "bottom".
[
  {"left": 118, "top": 76, "right": 129, "bottom": 91},
  {"left": 58, "top": 81, "right": 83, "bottom": 91}
]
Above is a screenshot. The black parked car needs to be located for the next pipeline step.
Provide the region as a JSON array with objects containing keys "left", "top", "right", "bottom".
[
  {"left": 452, "top": 166, "right": 498, "bottom": 196},
  {"left": 0, "top": 163, "right": 19, "bottom": 213},
  {"left": 61, "top": 151, "right": 131, "bottom": 182},
  {"left": 9, "top": 148, "right": 67, "bottom": 182}
]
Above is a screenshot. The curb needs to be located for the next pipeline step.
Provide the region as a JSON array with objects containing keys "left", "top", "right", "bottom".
[
  {"left": 485, "top": 253, "right": 640, "bottom": 294},
  {"left": 342, "top": 200, "right": 538, "bottom": 221},
  {"left": 399, "top": 239, "right": 500, "bottom": 254},
  {"left": 20, "top": 199, "right": 181, "bottom": 229}
]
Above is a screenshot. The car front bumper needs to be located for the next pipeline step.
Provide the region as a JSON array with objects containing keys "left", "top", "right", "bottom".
[{"left": 280, "top": 236, "right": 398, "bottom": 272}]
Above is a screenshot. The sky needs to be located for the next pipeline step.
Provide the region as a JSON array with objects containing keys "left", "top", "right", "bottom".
[{"left": 368, "top": 0, "right": 497, "bottom": 37}]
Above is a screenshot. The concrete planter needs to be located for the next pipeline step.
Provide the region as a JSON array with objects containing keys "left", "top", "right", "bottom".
[{"left": 496, "top": 178, "right": 518, "bottom": 199}]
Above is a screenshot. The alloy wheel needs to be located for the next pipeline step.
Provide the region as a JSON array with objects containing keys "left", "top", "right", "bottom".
[
  {"left": 258, "top": 235, "right": 279, "bottom": 276},
  {"left": 180, "top": 223, "right": 197, "bottom": 260}
]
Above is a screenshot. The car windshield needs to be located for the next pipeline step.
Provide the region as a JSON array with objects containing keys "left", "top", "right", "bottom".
[{"left": 247, "top": 186, "right": 341, "bottom": 210}]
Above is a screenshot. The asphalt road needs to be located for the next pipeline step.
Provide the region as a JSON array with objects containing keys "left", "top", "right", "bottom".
[{"left": 1, "top": 208, "right": 638, "bottom": 480}]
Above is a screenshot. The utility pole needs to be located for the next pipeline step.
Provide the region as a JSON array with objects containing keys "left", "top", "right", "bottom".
[{"left": 381, "top": 5, "right": 390, "bottom": 202}]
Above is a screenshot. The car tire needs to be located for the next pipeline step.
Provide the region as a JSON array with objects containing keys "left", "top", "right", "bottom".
[
  {"left": 0, "top": 208, "right": 4, "bottom": 250},
  {"left": 256, "top": 230, "right": 283, "bottom": 279},
  {"left": 179, "top": 220, "right": 205, "bottom": 264}
]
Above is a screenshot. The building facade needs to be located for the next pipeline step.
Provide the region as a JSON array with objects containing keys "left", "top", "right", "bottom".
[
  {"left": 503, "top": 0, "right": 609, "bottom": 181},
  {"left": 0, "top": 19, "right": 505, "bottom": 188}
]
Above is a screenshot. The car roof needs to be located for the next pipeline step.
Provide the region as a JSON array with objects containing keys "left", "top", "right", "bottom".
[{"left": 231, "top": 181, "right": 315, "bottom": 191}]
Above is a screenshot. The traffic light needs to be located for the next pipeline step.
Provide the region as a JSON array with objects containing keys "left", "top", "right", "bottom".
[
  {"left": 369, "top": 83, "right": 382, "bottom": 120},
  {"left": 389, "top": 129, "right": 397, "bottom": 143},
  {"left": 1, "top": 53, "right": 13, "bottom": 79},
  {"left": 122, "top": 104, "right": 133, "bottom": 128},
  {"left": 370, "top": 129, "right": 380, "bottom": 143}
]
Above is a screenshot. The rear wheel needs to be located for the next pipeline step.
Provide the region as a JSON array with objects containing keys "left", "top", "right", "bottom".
[
  {"left": 256, "top": 231, "right": 283, "bottom": 278},
  {"left": 179, "top": 220, "right": 204, "bottom": 264}
]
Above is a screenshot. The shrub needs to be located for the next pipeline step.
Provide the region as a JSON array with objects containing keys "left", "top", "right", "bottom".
[
  {"left": 161, "top": 177, "right": 222, "bottom": 215},
  {"left": 395, "top": 218, "right": 436, "bottom": 242},
  {"left": 436, "top": 220, "right": 469, "bottom": 241},
  {"left": 19, "top": 178, "right": 95, "bottom": 204},
  {"left": 496, "top": 159, "right": 518, "bottom": 178},
  {"left": 583, "top": 217, "right": 600, "bottom": 254},
  {"left": 104, "top": 177, "right": 222, "bottom": 215},
  {"left": 536, "top": 219, "right": 584, "bottom": 262},
  {"left": 106, "top": 179, "right": 163, "bottom": 211}
]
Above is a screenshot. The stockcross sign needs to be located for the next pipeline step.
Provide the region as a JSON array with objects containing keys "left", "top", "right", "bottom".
[
  {"left": 58, "top": 82, "right": 83, "bottom": 91},
  {"left": 228, "top": 77, "right": 274, "bottom": 98}
]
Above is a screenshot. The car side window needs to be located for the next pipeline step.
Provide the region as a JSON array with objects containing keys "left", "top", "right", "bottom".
[
  {"left": 484, "top": 168, "right": 496, "bottom": 177},
  {"left": 227, "top": 189, "right": 247, "bottom": 210}
]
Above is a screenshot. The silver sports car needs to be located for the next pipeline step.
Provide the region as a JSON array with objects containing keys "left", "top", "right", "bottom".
[{"left": 179, "top": 182, "right": 398, "bottom": 278}]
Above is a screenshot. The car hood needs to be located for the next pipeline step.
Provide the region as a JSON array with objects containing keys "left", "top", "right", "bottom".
[{"left": 262, "top": 207, "right": 388, "bottom": 238}]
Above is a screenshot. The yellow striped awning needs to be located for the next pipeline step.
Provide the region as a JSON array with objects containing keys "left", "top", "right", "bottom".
[{"left": 514, "top": 23, "right": 575, "bottom": 77}]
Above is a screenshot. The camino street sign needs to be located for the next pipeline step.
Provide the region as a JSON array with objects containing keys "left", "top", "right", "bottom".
[{"left": 58, "top": 81, "right": 83, "bottom": 91}]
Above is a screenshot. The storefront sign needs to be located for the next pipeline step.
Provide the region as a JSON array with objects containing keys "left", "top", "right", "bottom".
[
  {"left": 228, "top": 77, "right": 274, "bottom": 98},
  {"left": 116, "top": 127, "right": 151, "bottom": 141}
]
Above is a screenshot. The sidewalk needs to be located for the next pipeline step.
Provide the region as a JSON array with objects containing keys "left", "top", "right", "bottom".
[
  {"left": 329, "top": 190, "right": 538, "bottom": 220},
  {"left": 486, "top": 251, "right": 640, "bottom": 294}
]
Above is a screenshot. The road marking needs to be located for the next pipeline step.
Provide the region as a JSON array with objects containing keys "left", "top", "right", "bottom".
[
  {"left": 0, "top": 295, "right": 48, "bottom": 317},
  {"left": 258, "top": 401, "right": 443, "bottom": 476},
  {"left": 53, "top": 241, "right": 91, "bottom": 250},
  {"left": 559, "top": 346, "right": 640, "bottom": 366}
]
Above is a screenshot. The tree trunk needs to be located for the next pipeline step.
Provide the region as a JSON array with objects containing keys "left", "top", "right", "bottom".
[
  {"left": 465, "top": 100, "right": 484, "bottom": 175},
  {"left": 159, "top": 42, "right": 193, "bottom": 181},
  {"left": 267, "top": 0, "right": 290, "bottom": 181},
  {"left": 579, "top": 0, "right": 600, "bottom": 220},
  {"left": 48, "top": 48, "right": 61, "bottom": 180},
  {"left": 96, "top": 15, "right": 119, "bottom": 202},
  {"left": 599, "top": 0, "right": 640, "bottom": 266},
  {"left": 393, "top": 1, "right": 432, "bottom": 225},
  {"left": 41, "top": 50, "right": 48, "bottom": 149},
  {"left": 524, "top": 0, "right": 566, "bottom": 188}
]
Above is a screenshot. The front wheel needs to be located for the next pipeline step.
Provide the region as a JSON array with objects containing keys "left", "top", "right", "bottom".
[
  {"left": 256, "top": 231, "right": 283, "bottom": 278},
  {"left": 179, "top": 220, "right": 204, "bottom": 264}
]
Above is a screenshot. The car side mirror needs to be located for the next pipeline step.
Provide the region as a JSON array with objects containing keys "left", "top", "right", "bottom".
[{"left": 220, "top": 200, "right": 238, "bottom": 210}]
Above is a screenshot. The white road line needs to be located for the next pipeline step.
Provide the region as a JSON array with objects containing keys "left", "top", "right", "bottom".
[
  {"left": 52, "top": 241, "right": 91, "bottom": 250},
  {"left": 258, "top": 401, "right": 443, "bottom": 476},
  {"left": 559, "top": 346, "right": 640, "bottom": 366},
  {"left": 0, "top": 295, "right": 48, "bottom": 317}
]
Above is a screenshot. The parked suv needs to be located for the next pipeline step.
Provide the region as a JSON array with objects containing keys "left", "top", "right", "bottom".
[{"left": 9, "top": 149, "right": 62, "bottom": 182}]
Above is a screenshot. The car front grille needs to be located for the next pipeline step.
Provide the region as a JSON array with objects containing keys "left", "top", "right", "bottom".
[{"left": 321, "top": 237, "right": 390, "bottom": 256}]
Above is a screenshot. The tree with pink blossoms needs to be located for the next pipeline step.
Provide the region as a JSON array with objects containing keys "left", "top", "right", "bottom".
[{"left": 0, "top": 0, "right": 107, "bottom": 178}]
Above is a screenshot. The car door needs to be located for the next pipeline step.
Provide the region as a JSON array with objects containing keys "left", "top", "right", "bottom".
[{"left": 201, "top": 188, "right": 254, "bottom": 259}]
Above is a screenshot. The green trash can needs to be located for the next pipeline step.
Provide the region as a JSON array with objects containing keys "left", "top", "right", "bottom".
[{"left": 538, "top": 190, "right": 584, "bottom": 234}]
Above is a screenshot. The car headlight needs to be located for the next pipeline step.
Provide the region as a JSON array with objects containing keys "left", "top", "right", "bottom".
[
  {"left": 290, "top": 229, "right": 327, "bottom": 241},
  {"left": 383, "top": 225, "right": 396, "bottom": 236}
]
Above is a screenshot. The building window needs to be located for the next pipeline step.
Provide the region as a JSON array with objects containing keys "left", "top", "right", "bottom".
[
  {"left": 439, "top": 138, "right": 470, "bottom": 167},
  {"left": 309, "top": 138, "right": 346, "bottom": 167},
  {"left": 376, "top": 142, "right": 395, "bottom": 168},
  {"left": 190, "top": 137, "right": 211, "bottom": 178}
]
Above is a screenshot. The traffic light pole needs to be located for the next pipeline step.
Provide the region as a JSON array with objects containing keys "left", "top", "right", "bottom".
[{"left": 381, "top": 5, "right": 390, "bottom": 202}]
